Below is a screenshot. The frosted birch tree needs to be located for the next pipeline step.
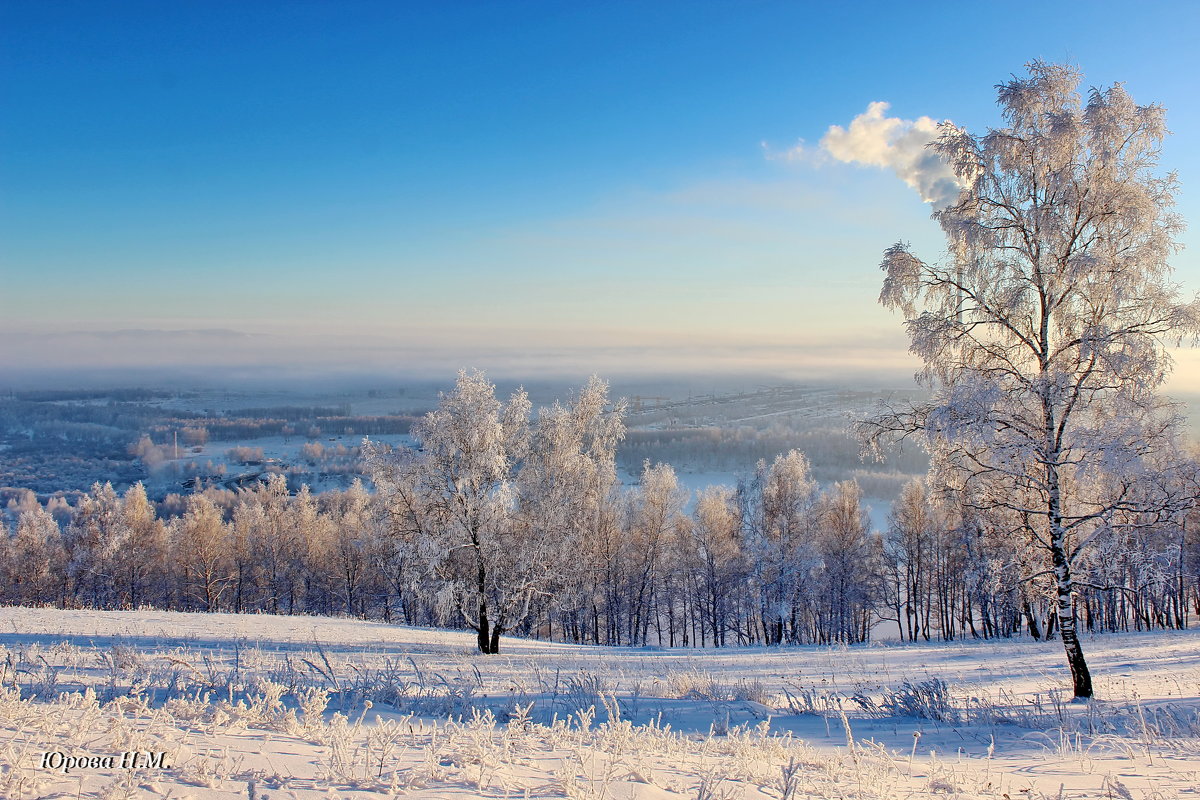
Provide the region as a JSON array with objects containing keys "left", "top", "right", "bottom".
[
  {"left": 327, "top": 479, "right": 374, "bottom": 617},
  {"left": 814, "top": 480, "right": 876, "bottom": 644},
  {"left": 65, "top": 482, "right": 125, "bottom": 608},
  {"left": 245, "top": 474, "right": 295, "bottom": 614},
  {"left": 366, "top": 370, "right": 532, "bottom": 653},
  {"left": 743, "top": 450, "right": 819, "bottom": 644},
  {"left": 884, "top": 478, "right": 941, "bottom": 641},
  {"left": 6, "top": 505, "right": 65, "bottom": 605},
  {"left": 688, "top": 486, "right": 745, "bottom": 646},
  {"left": 172, "top": 494, "right": 233, "bottom": 612},
  {"left": 516, "top": 376, "right": 625, "bottom": 641},
  {"left": 118, "top": 483, "right": 167, "bottom": 609},
  {"left": 860, "top": 62, "right": 1199, "bottom": 697},
  {"left": 624, "top": 461, "right": 688, "bottom": 645}
]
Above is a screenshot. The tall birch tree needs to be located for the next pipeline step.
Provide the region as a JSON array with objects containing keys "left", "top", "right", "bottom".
[
  {"left": 366, "top": 370, "right": 532, "bottom": 654},
  {"left": 861, "top": 62, "right": 1199, "bottom": 697}
]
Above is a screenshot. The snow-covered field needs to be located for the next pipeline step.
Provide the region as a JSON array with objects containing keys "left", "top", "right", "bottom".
[{"left": 1, "top": 608, "right": 1197, "bottom": 799}]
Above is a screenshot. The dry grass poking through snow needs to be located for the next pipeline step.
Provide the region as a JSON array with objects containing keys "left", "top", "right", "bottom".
[{"left": 1, "top": 607, "right": 1198, "bottom": 799}]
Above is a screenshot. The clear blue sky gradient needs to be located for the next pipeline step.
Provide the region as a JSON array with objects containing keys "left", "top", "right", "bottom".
[{"left": 4, "top": 1, "right": 1200, "bottom": 381}]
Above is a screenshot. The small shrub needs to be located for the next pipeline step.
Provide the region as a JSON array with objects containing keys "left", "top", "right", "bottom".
[{"left": 879, "top": 679, "right": 958, "bottom": 723}]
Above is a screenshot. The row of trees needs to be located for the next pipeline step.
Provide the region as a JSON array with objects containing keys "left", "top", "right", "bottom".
[
  {"left": 0, "top": 478, "right": 377, "bottom": 617},
  {"left": 3, "top": 372, "right": 1198, "bottom": 659}
]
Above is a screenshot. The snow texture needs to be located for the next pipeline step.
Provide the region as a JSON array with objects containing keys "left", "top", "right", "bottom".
[{"left": 1, "top": 606, "right": 1197, "bottom": 798}]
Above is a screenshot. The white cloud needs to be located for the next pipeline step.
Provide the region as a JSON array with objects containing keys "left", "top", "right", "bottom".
[
  {"left": 817, "top": 101, "right": 962, "bottom": 207},
  {"left": 764, "top": 138, "right": 820, "bottom": 165}
]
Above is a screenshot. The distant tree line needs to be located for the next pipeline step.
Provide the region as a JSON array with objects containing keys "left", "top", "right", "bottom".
[
  {"left": 10, "top": 388, "right": 171, "bottom": 403},
  {"left": 0, "top": 398, "right": 190, "bottom": 435},
  {"left": 2, "top": 372, "right": 1197, "bottom": 654},
  {"left": 145, "top": 414, "right": 417, "bottom": 444},
  {"left": 227, "top": 405, "right": 351, "bottom": 418}
]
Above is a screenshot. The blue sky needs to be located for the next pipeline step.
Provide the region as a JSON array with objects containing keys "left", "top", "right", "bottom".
[{"left": 4, "top": 1, "right": 1200, "bottom": 383}]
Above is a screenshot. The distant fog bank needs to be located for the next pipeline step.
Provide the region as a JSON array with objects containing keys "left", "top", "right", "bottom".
[{"left": 0, "top": 327, "right": 921, "bottom": 391}]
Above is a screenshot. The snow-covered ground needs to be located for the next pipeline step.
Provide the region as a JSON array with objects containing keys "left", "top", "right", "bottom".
[{"left": 1, "top": 607, "right": 1196, "bottom": 798}]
